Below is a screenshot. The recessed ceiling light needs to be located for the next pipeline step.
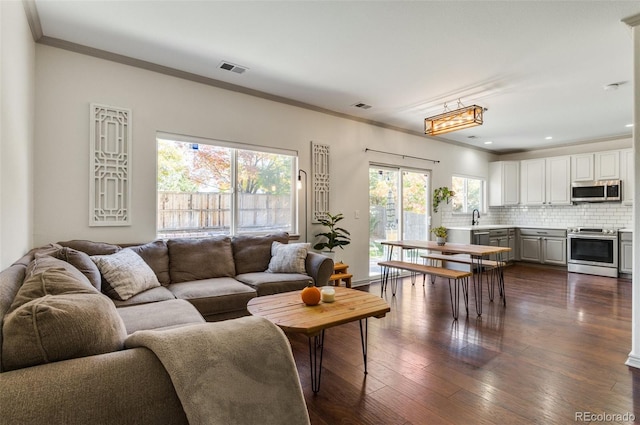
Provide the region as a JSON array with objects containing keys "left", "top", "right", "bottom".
[
  {"left": 545, "top": 136, "right": 553, "bottom": 140},
  {"left": 484, "top": 141, "right": 493, "bottom": 145},
  {"left": 626, "top": 124, "right": 634, "bottom": 128}
]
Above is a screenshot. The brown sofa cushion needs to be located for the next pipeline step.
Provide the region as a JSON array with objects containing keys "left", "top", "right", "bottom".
[
  {"left": 128, "top": 240, "right": 171, "bottom": 285},
  {"left": 91, "top": 249, "right": 161, "bottom": 301},
  {"left": 57, "top": 239, "right": 121, "bottom": 256},
  {"left": 168, "top": 237, "right": 235, "bottom": 283},
  {"left": 232, "top": 232, "right": 289, "bottom": 274},
  {"left": 2, "top": 293, "right": 127, "bottom": 371},
  {"left": 9, "top": 255, "right": 98, "bottom": 313},
  {"left": 49, "top": 246, "right": 102, "bottom": 290},
  {"left": 168, "top": 277, "right": 257, "bottom": 317}
]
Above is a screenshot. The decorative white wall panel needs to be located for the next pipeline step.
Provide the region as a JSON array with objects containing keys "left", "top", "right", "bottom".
[
  {"left": 311, "top": 142, "right": 330, "bottom": 222},
  {"left": 89, "top": 104, "right": 131, "bottom": 226}
]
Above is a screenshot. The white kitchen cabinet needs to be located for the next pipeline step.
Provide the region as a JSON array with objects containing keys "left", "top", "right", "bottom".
[
  {"left": 518, "top": 228, "right": 567, "bottom": 265},
  {"left": 520, "top": 156, "right": 570, "bottom": 206},
  {"left": 595, "top": 150, "right": 620, "bottom": 180},
  {"left": 520, "top": 159, "right": 546, "bottom": 205},
  {"left": 620, "top": 231, "right": 633, "bottom": 275},
  {"left": 489, "top": 161, "right": 519, "bottom": 206},
  {"left": 572, "top": 154, "right": 594, "bottom": 181},
  {"left": 620, "top": 148, "right": 634, "bottom": 206},
  {"left": 571, "top": 150, "right": 620, "bottom": 182},
  {"left": 545, "top": 156, "right": 571, "bottom": 205}
]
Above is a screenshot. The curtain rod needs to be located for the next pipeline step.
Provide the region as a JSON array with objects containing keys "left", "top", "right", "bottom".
[{"left": 364, "top": 148, "right": 440, "bottom": 164}]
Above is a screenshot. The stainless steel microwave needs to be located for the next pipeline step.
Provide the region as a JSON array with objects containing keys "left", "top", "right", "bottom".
[{"left": 571, "top": 180, "right": 621, "bottom": 202}]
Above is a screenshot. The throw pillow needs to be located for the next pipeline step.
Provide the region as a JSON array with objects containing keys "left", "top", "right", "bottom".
[
  {"left": 9, "top": 255, "right": 98, "bottom": 313},
  {"left": 91, "top": 248, "right": 161, "bottom": 301},
  {"left": 267, "top": 242, "right": 310, "bottom": 274},
  {"left": 1, "top": 293, "right": 127, "bottom": 371}
]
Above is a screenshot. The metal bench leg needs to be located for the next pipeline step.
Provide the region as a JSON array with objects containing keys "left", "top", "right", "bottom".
[{"left": 448, "top": 278, "right": 459, "bottom": 320}]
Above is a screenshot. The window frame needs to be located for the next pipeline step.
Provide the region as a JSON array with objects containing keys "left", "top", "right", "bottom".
[
  {"left": 451, "top": 174, "right": 486, "bottom": 214},
  {"left": 156, "top": 132, "right": 299, "bottom": 238}
]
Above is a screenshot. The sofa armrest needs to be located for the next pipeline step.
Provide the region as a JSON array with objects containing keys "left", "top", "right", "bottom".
[
  {"left": 0, "top": 348, "right": 188, "bottom": 425},
  {"left": 305, "top": 251, "right": 334, "bottom": 286}
]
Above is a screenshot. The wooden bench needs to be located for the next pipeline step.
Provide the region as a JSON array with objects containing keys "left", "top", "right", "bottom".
[
  {"left": 421, "top": 253, "right": 506, "bottom": 306},
  {"left": 378, "top": 260, "right": 472, "bottom": 319},
  {"left": 421, "top": 253, "right": 504, "bottom": 268}
]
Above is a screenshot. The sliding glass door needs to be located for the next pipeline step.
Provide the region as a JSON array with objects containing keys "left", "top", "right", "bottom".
[{"left": 369, "top": 165, "right": 430, "bottom": 276}]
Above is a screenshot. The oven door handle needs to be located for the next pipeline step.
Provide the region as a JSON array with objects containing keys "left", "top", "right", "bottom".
[{"left": 568, "top": 234, "right": 617, "bottom": 240}]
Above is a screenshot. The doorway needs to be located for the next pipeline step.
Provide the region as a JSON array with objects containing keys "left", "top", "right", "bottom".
[{"left": 368, "top": 165, "right": 431, "bottom": 276}]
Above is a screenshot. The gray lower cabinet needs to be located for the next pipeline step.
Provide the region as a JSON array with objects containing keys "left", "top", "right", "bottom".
[
  {"left": 620, "top": 232, "right": 633, "bottom": 275},
  {"left": 518, "top": 228, "right": 567, "bottom": 265},
  {"left": 489, "top": 228, "right": 516, "bottom": 262}
]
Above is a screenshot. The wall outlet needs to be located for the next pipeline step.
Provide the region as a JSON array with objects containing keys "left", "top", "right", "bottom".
[{"left": 354, "top": 210, "right": 360, "bottom": 219}]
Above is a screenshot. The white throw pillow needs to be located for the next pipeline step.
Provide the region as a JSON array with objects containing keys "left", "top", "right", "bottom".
[
  {"left": 91, "top": 248, "right": 161, "bottom": 300},
  {"left": 267, "top": 242, "right": 310, "bottom": 274}
]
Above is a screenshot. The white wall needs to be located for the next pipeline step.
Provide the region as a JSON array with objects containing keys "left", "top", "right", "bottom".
[
  {"left": 0, "top": 1, "right": 35, "bottom": 268},
  {"left": 33, "top": 44, "right": 495, "bottom": 282}
]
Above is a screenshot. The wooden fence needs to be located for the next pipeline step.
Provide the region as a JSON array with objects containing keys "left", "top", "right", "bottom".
[{"left": 157, "top": 192, "right": 292, "bottom": 238}]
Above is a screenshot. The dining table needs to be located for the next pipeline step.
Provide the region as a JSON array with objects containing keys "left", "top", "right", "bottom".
[{"left": 380, "top": 240, "right": 511, "bottom": 316}]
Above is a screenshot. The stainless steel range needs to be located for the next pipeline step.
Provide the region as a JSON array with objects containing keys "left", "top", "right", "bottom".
[{"left": 567, "top": 227, "right": 618, "bottom": 278}]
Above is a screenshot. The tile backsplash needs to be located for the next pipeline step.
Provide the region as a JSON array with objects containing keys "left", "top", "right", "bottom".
[{"left": 442, "top": 203, "right": 632, "bottom": 229}]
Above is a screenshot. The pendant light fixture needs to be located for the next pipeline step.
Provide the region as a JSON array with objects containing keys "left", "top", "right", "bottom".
[{"left": 424, "top": 100, "right": 484, "bottom": 136}]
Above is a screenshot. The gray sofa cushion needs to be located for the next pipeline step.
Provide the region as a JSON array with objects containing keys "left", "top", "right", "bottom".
[
  {"left": 236, "top": 272, "right": 313, "bottom": 296},
  {"left": 2, "top": 293, "right": 127, "bottom": 371},
  {"left": 232, "top": 232, "right": 289, "bottom": 274},
  {"left": 128, "top": 240, "right": 171, "bottom": 285},
  {"left": 168, "top": 237, "right": 236, "bottom": 283},
  {"left": 168, "top": 277, "right": 256, "bottom": 317},
  {"left": 117, "top": 299, "right": 205, "bottom": 334}
]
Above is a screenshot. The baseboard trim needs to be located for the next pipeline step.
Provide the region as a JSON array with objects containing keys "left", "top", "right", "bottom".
[{"left": 625, "top": 352, "right": 640, "bottom": 369}]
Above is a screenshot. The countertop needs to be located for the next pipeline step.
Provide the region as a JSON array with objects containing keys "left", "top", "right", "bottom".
[
  {"left": 448, "top": 225, "right": 632, "bottom": 233},
  {"left": 447, "top": 225, "right": 568, "bottom": 231}
]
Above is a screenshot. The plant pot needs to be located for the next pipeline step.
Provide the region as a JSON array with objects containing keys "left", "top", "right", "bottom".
[
  {"left": 436, "top": 237, "right": 446, "bottom": 246},
  {"left": 321, "top": 251, "right": 336, "bottom": 261}
]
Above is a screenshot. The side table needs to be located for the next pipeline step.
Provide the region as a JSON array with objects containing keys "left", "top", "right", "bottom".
[{"left": 329, "top": 262, "right": 353, "bottom": 288}]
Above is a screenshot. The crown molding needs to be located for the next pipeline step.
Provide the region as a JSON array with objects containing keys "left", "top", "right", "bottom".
[
  {"left": 22, "top": 0, "right": 43, "bottom": 41},
  {"left": 22, "top": 0, "right": 494, "bottom": 155},
  {"left": 623, "top": 13, "right": 640, "bottom": 27}
]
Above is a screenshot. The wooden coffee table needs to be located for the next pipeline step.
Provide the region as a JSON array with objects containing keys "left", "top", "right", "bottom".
[{"left": 247, "top": 287, "right": 390, "bottom": 393}]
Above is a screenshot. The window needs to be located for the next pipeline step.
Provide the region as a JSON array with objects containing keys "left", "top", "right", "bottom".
[
  {"left": 451, "top": 175, "right": 484, "bottom": 213},
  {"left": 157, "top": 134, "right": 296, "bottom": 238}
]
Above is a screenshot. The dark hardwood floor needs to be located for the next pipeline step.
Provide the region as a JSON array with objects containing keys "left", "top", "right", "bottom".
[{"left": 288, "top": 264, "right": 640, "bottom": 424}]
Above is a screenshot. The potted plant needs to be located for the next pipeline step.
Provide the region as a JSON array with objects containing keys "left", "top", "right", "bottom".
[
  {"left": 314, "top": 212, "right": 351, "bottom": 258},
  {"left": 433, "top": 187, "right": 455, "bottom": 213},
  {"left": 431, "top": 226, "right": 448, "bottom": 246}
]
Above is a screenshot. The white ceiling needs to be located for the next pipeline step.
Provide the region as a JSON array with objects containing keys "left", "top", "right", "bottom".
[{"left": 32, "top": 0, "right": 640, "bottom": 153}]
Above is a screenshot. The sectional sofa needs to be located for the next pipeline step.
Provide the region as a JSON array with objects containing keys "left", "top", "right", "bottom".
[{"left": 0, "top": 232, "right": 331, "bottom": 424}]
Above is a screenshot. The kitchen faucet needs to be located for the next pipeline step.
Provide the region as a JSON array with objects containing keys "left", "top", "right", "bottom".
[{"left": 472, "top": 209, "right": 480, "bottom": 226}]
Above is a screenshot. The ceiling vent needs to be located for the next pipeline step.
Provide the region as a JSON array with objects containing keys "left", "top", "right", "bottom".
[
  {"left": 352, "top": 102, "right": 372, "bottom": 110},
  {"left": 219, "top": 61, "right": 248, "bottom": 74}
]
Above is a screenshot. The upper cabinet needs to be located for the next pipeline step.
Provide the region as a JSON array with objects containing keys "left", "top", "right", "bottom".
[
  {"left": 620, "top": 148, "right": 634, "bottom": 206},
  {"left": 489, "top": 161, "right": 519, "bottom": 207},
  {"left": 520, "top": 156, "right": 571, "bottom": 206},
  {"left": 571, "top": 151, "right": 620, "bottom": 181}
]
